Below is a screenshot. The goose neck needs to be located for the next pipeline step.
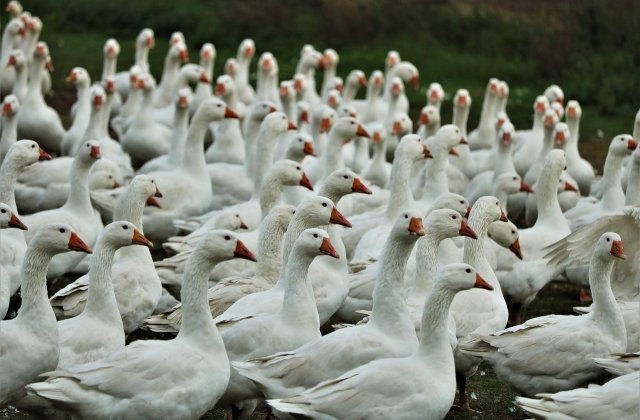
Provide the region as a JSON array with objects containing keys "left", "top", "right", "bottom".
[
  {"left": 412, "top": 234, "right": 443, "bottom": 296},
  {"left": 167, "top": 108, "right": 189, "bottom": 166},
  {"left": 565, "top": 118, "right": 580, "bottom": 157},
  {"left": 478, "top": 94, "right": 498, "bottom": 129},
  {"left": 101, "top": 56, "right": 116, "bottom": 79},
  {"left": 453, "top": 106, "right": 469, "bottom": 134},
  {"left": 417, "top": 285, "right": 457, "bottom": 355},
  {"left": 371, "top": 139, "right": 387, "bottom": 165},
  {"left": 256, "top": 220, "right": 287, "bottom": 283},
  {"left": 369, "top": 236, "right": 417, "bottom": 335},
  {"left": 421, "top": 148, "right": 449, "bottom": 200},
  {"left": 494, "top": 143, "right": 515, "bottom": 175},
  {"left": 83, "top": 106, "right": 103, "bottom": 142},
  {"left": 0, "top": 113, "right": 18, "bottom": 164},
  {"left": 280, "top": 215, "right": 312, "bottom": 269},
  {"left": 0, "top": 156, "right": 25, "bottom": 209},
  {"left": 113, "top": 189, "right": 146, "bottom": 229},
  {"left": 16, "top": 246, "right": 57, "bottom": 323},
  {"left": 27, "top": 57, "right": 45, "bottom": 91},
  {"left": 385, "top": 153, "right": 415, "bottom": 220},
  {"left": 180, "top": 112, "right": 210, "bottom": 175},
  {"left": 463, "top": 209, "right": 501, "bottom": 291},
  {"left": 252, "top": 128, "right": 281, "bottom": 190},
  {"left": 279, "top": 249, "right": 319, "bottom": 328},
  {"left": 257, "top": 171, "right": 285, "bottom": 216},
  {"left": 534, "top": 168, "right": 564, "bottom": 229},
  {"left": 99, "top": 95, "right": 114, "bottom": 139},
  {"left": 64, "top": 158, "right": 94, "bottom": 212},
  {"left": 588, "top": 254, "right": 625, "bottom": 334},
  {"left": 135, "top": 45, "right": 150, "bottom": 73},
  {"left": 83, "top": 240, "right": 121, "bottom": 320},
  {"left": 600, "top": 152, "right": 626, "bottom": 193},
  {"left": 343, "top": 84, "right": 358, "bottom": 103}
]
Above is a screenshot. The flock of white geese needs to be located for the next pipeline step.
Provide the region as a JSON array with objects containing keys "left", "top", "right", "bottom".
[{"left": 0, "top": 1, "right": 639, "bottom": 419}]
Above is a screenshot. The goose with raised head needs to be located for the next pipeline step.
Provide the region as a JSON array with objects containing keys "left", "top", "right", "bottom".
[
  {"left": 381, "top": 60, "right": 419, "bottom": 116},
  {"left": 22, "top": 141, "right": 103, "bottom": 281},
  {"left": 341, "top": 69, "right": 367, "bottom": 104},
  {"left": 143, "top": 205, "right": 294, "bottom": 334},
  {"left": 114, "top": 28, "right": 154, "bottom": 101},
  {"left": 320, "top": 48, "right": 339, "bottom": 98},
  {"left": 100, "top": 38, "right": 121, "bottom": 116},
  {"left": 523, "top": 109, "right": 561, "bottom": 186},
  {"left": 0, "top": 94, "right": 20, "bottom": 165},
  {"left": 233, "top": 210, "right": 425, "bottom": 401},
  {"left": 416, "top": 104, "right": 441, "bottom": 141},
  {"left": 6, "top": 49, "right": 28, "bottom": 101},
  {"left": 61, "top": 68, "right": 92, "bottom": 156},
  {"left": 205, "top": 75, "right": 246, "bottom": 165},
  {"left": 17, "top": 42, "right": 64, "bottom": 153},
  {"left": 235, "top": 39, "right": 256, "bottom": 105},
  {"left": 138, "top": 88, "right": 191, "bottom": 174},
  {"left": 256, "top": 52, "right": 281, "bottom": 108},
  {"left": 120, "top": 74, "right": 171, "bottom": 167},
  {"left": 190, "top": 43, "right": 216, "bottom": 114},
  {"left": 51, "top": 175, "right": 163, "bottom": 333},
  {"left": 449, "top": 195, "right": 509, "bottom": 411},
  {"left": 562, "top": 100, "right": 595, "bottom": 195},
  {"left": 153, "top": 41, "right": 189, "bottom": 108},
  {"left": 0, "top": 223, "right": 91, "bottom": 407},
  {"left": 461, "top": 232, "right": 627, "bottom": 397},
  {"left": 218, "top": 229, "right": 338, "bottom": 418},
  {"left": 513, "top": 95, "right": 549, "bottom": 175},
  {"left": 142, "top": 98, "right": 239, "bottom": 244},
  {"left": 0, "top": 18, "right": 25, "bottom": 96},
  {"left": 0, "top": 202, "right": 27, "bottom": 319},
  {"left": 544, "top": 84, "right": 565, "bottom": 106},
  {"left": 467, "top": 78, "right": 500, "bottom": 151},
  {"left": 153, "top": 64, "right": 210, "bottom": 127},
  {"left": 426, "top": 82, "right": 445, "bottom": 112},
  {"left": 295, "top": 47, "right": 325, "bottom": 106},
  {"left": 354, "top": 70, "right": 384, "bottom": 124},
  {"left": 26, "top": 231, "right": 255, "bottom": 420},
  {"left": 0, "top": 140, "right": 51, "bottom": 295},
  {"left": 268, "top": 264, "right": 493, "bottom": 420}
]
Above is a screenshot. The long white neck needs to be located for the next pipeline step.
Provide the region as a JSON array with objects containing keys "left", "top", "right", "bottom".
[
  {"left": 350, "top": 137, "right": 369, "bottom": 173},
  {"left": 113, "top": 189, "right": 146, "bottom": 229},
  {"left": 343, "top": 82, "right": 358, "bottom": 103},
  {"left": 252, "top": 128, "right": 282, "bottom": 190},
  {"left": 533, "top": 166, "right": 565, "bottom": 232},
  {"left": 599, "top": 152, "right": 627, "bottom": 209},
  {"left": 12, "top": 63, "right": 28, "bottom": 98},
  {"left": 463, "top": 209, "right": 501, "bottom": 291},
  {"left": 493, "top": 142, "right": 516, "bottom": 177},
  {"left": 120, "top": 87, "right": 141, "bottom": 117},
  {"left": 478, "top": 93, "right": 496, "bottom": 129},
  {"left": 421, "top": 147, "right": 449, "bottom": 201},
  {"left": 16, "top": 246, "right": 58, "bottom": 328},
  {"left": 565, "top": 117, "right": 581, "bottom": 158},
  {"left": 70, "top": 82, "right": 92, "bottom": 132},
  {"left": 179, "top": 111, "right": 211, "bottom": 178},
  {"left": 256, "top": 171, "right": 285, "bottom": 216},
  {"left": 281, "top": 214, "right": 316, "bottom": 270},
  {"left": 256, "top": 218, "right": 287, "bottom": 283},
  {"left": 369, "top": 235, "right": 417, "bottom": 337},
  {"left": 0, "top": 155, "right": 26, "bottom": 210},
  {"left": 63, "top": 157, "right": 94, "bottom": 213},
  {"left": 156, "top": 56, "right": 180, "bottom": 100},
  {"left": 135, "top": 45, "right": 150, "bottom": 73},
  {"left": 626, "top": 156, "right": 640, "bottom": 205},
  {"left": 278, "top": 249, "right": 319, "bottom": 329},
  {"left": 588, "top": 254, "right": 625, "bottom": 339},
  {"left": 412, "top": 233, "right": 445, "bottom": 297},
  {"left": 101, "top": 56, "right": 117, "bottom": 79},
  {"left": 385, "top": 153, "right": 415, "bottom": 221},
  {"left": 27, "top": 57, "right": 45, "bottom": 95},
  {"left": 82, "top": 239, "right": 122, "bottom": 324},
  {"left": 417, "top": 284, "right": 458, "bottom": 359},
  {"left": 0, "top": 113, "right": 18, "bottom": 164},
  {"left": 99, "top": 94, "right": 114, "bottom": 140},
  {"left": 243, "top": 118, "right": 263, "bottom": 178},
  {"left": 321, "top": 134, "right": 347, "bottom": 180},
  {"left": 82, "top": 106, "right": 103, "bottom": 147},
  {"left": 167, "top": 107, "right": 189, "bottom": 167},
  {"left": 453, "top": 105, "right": 469, "bottom": 135}
]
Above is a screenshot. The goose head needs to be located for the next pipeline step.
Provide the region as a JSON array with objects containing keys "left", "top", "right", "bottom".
[
  {"left": 248, "top": 101, "right": 277, "bottom": 124},
  {"left": 385, "top": 50, "right": 401, "bottom": 72},
  {"left": 279, "top": 81, "right": 296, "bottom": 102},
  {"left": 299, "top": 49, "right": 324, "bottom": 72},
  {"left": 104, "top": 38, "right": 120, "bottom": 59},
  {"left": 494, "top": 112, "right": 509, "bottom": 132},
  {"left": 2, "top": 94, "right": 20, "bottom": 117},
  {"left": 261, "top": 112, "right": 296, "bottom": 135},
  {"left": 101, "top": 221, "right": 153, "bottom": 249},
  {"left": 325, "top": 89, "right": 342, "bottom": 110},
  {"left": 553, "top": 123, "right": 570, "bottom": 147},
  {"left": 392, "top": 113, "right": 413, "bottom": 137},
  {"left": 103, "top": 76, "right": 117, "bottom": 96},
  {"left": 136, "top": 73, "right": 156, "bottom": 93},
  {"left": 174, "top": 87, "right": 191, "bottom": 110},
  {"left": 347, "top": 70, "right": 367, "bottom": 91},
  {"left": 179, "top": 63, "right": 209, "bottom": 85},
  {"left": 396, "top": 134, "right": 432, "bottom": 161},
  {"left": 433, "top": 124, "right": 466, "bottom": 156},
  {"left": 608, "top": 134, "right": 637, "bottom": 157},
  {"left": 169, "top": 31, "right": 185, "bottom": 46},
  {"left": 429, "top": 192, "right": 470, "bottom": 218},
  {"left": 0, "top": 202, "right": 27, "bottom": 230},
  {"left": 33, "top": 41, "right": 49, "bottom": 63},
  {"left": 168, "top": 42, "right": 189, "bottom": 65},
  {"left": 258, "top": 52, "right": 278, "bottom": 76},
  {"left": 33, "top": 223, "right": 93, "bottom": 255},
  {"left": 293, "top": 73, "right": 307, "bottom": 97},
  {"left": 436, "top": 263, "right": 493, "bottom": 292},
  {"left": 6, "top": 1, "right": 23, "bottom": 18},
  {"left": 325, "top": 77, "right": 343, "bottom": 94},
  {"left": 323, "top": 48, "right": 339, "bottom": 70},
  {"left": 266, "top": 204, "right": 296, "bottom": 231},
  {"left": 297, "top": 196, "right": 351, "bottom": 228},
  {"left": 369, "top": 70, "right": 384, "bottom": 93},
  {"left": 368, "top": 123, "right": 387, "bottom": 145},
  {"left": 89, "top": 84, "right": 106, "bottom": 111},
  {"left": 426, "top": 208, "right": 477, "bottom": 240},
  {"left": 127, "top": 174, "right": 162, "bottom": 207},
  {"left": 418, "top": 105, "right": 440, "bottom": 131},
  {"left": 269, "top": 159, "right": 313, "bottom": 191},
  {"left": 4, "top": 18, "right": 25, "bottom": 39},
  {"left": 392, "top": 208, "right": 426, "bottom": 240},
  {"left": 324, "top": 169, "right": 372, "bottom": 196},
  {"left": 454, "top": 89, "right": 472, "bottom": 110},
  {"left": 391, "top": 62, "right": 419, "bottom": 90},
  {"left": 313, "top": 105, "right": 337, "bottom": 134},
  {"left": 542, "top": 150, "right": 568, "bottom": 189},
  {"left": 194, "top": 98, "right": 239, "bottom": 122},
  {"left": 67, "top": 67, "right": 91, "bottom": 86},
  {"left": 565, "top": 100, "right": 581, "bottom": 121},
  {"left": 498, "top": 121, "right": 515, "bottom": 147},
  {"left": 7, "top": 49, "right": 26, "bottom": 71},
  {"left": 89, "top": 170, "right": 120, "bottom": 190},
  {"left": 389, "top": 77, "right": 405, "bottom": 97},
  {"left": 488, "top": 220, "right": 522, "bottom": 259},
  {"left": 286, "top": 133, "right": 316, "bottom": 159},
  {"left": 534, "top": 95, "right": 549, "bottom": 115},
  {"left": 329, "top": 117, "right": 369, "bottom": 143},
  {"left": 558, "top": 173, "right": 579, "bottom": 193},
  {"left": 495, "top": 172, "right": 534, "bottom": 195},
  {"left": 196, "top": 230, "right": 257, "bottom": 262},
  {"left": 200, "top": 43, "right": 216, "bottom": 65},
  {"left": 498, "top": 81, "right": 509, "bottom": 100},
  {"left": 225, "top": 58, "right": 238, "bottom": 77},
  {"left": 26, "top": 16, "right": 42, "bottom": 37},
  {"left": 551, "top": 101, "right": 564, "bottom": 120},
  {"left": 486, "top": 78, "right": 500, "bottom": 97},
  {"left": 238, "top": 39, "right": 255, "bottom": 60},
  {"left": 127, "top": 65, "right": 142, "bottom": 87},
  {"left": 337, "top": 104, "right": 357, "bottom": 119},
  {"left": 77, "top": 140, "right": 102, "bottom": 162},
  {"left": 471, "top": 196, "right": 508, "bottom": 224},
  {"left": 213, "top": 211, "right": 249, "bottom": 231},
  {"left": 544, "top": 84, "right": 564, "bottom": 106},
  {"left": 427, "top": 82, "right": 445, "bottom": 106},
  {"left": 543, "top": 108, "right": 560, "bottom": 133},
  {"left": 297, "top": 101, "right": 311, "bottom": 126},
  {"left": 216, "top": 74, "right": 236, "bottom": 97},
  {"left": 596, "top": 232, "right": 626, "bottom": 261},
  {"left": 136, "top": 28, "right": 155, "bottom": 49},
  {"left": 6, "top": 140, "right": 51, "bottom": 165},
  {"left": 295, "top": 228, "right": 340, "bottom": 259}
]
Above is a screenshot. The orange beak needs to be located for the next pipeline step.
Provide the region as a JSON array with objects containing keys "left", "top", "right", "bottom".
[
  {"left": 154, "top": 186, "right": 163, "bottom": 197},
  {"left": 280, "top": 86, "right": 289, "bottom": 97},
  {"left": 146, "top": 197, "right": 161, "bottom": 208},
  {"left": 502, "top": 132, "right": 512, "bottom": 144},
  {"left": 107, "top": 46, "right": 117, "bottom": 58},
  {"left": 319, "top": 236, "right": 339, "bottom": 259},
  {"left": 458, "top": 95, "right": 468, "bottom": 106},
  {"left": 178, "top": 95, "right": 189, "bottom": 108},
  {"left": 564, "top": 182, "right": 578, "bottom": 192},
  {"left": 356, "top": 124, "right": 370, "bottom": 138},
  {"left": 262, "top": 59, "right": 273, "bottom": 71},
  {"left": 90, "top": 145, "right": 101, "bottom": 159},
  {"left": 329, "top": 206, "right": 351, "bottom": 228},
  {"left": 555, "top": 131, "right": 566, "bottom": 145},
  {"left": 499, "top": 208, "right": 508, "bottom": 222},
  {"left": 556, "top": 97, "right": 564, "bottom": 106},
  {"left": 215, "top": 83, "right": 225, "bottom": 96},
  {"left": 509, "top": 238, "right": 523, "bottom": 260},
  {"left": 465, "top": 206, "right": 471, "bottom": 218},
  {"left": 299, "top": 173, "right": 314, "bottom": 191},
  {"left": 199, "top": 73, "right": 211, "bottom": 84},
  {"left": 294, "top": 79, "right": 303, "bottom": 92},
  {"left": 610, "top": 239, "right": 627, "bottom": 260},
  {"left": 7, "top": 55, "right": 17, "bottom": 66},
  {"left": 351, "top": 177, "right": 372, "bottom": 194},
  {"left": 628, "top": 138, "right": 638, "bottom": 150},
  {"left": 409, "top": 75, "right": 419, "bottom": 90},
  {"left": 459, "top": 219, "right": 477, "bottom": 239},
  {"left": 535, "top": 101, "right": 546, "bottom": 113},
  {"left": 544, "top": 115, "right": 554, "bottom": 126},
  {"left": 358, "top": 75, "right": 367, "bottom": 86},
  {"left": 68, "top": 232, "right": 92, "bottom": 254},
  {"left": 66, "top": 72, "right": 77, "bottom": 83},
  {"left": 317, "top": 56, "right": 327, "bottom": 69},
  {"left": 234, "top": 239, "right": 257, "bottom": 262},
  {"left": 3, "top": 102, "right": 12, "bottom": 115},
  {"left": 288, "top": 121, "right": 298, "bottom": 130},
  {"left": 392, "top": 121, "right": 402, "bottom": 135},
  {"left": 419, "top": 113, "right": 429, "bottom": 126},
  {"left": 520, "top": 180, "right": 534, "bottom": 193},
  {"left": 567, "top": 107, "right": 577, "bottom": 118},
  {"left": 449, "top": 148, "right": 459, "bottom": 157},
  {"left": 112, "top": 180, "right": 120, "bottom": 188},
  {"left": 132, "top": 228, "right": 153, "bottom": 248},
  {"left": 137, "top": 79, "right": 145, "bottom": 89},
  {"left": 408, "top": 217, "right": 425, "bottom": 236},
  {"left": 423, "top": 144, "right": 433, "bottom": 159},
  {"left": 179, "top": 49, "right": 189, "bottom": 63},
  {"left": 474, "top": 273, "right": 493, "bottom": 290},
  {"left": 239, "top": 218, "right": 249, "bottom": 230},
  {"left": 460, "top": 136, "right": 468, "bottom": 145},
  {"left": 39, "top": 147, "right": 52, "bottom": 161},
  {"left": 392, "top": 83, "right": 402, "bottom": 95},
  {"left": 372, "top": 132, "right": 381, "bottom": 144},
  {"left": 244, "top": 45, "right": 254, "bottom": 58},
  {"left": 224, "top": 107, "right": 239, "bottom": 119},
  {"left": 300, "top": 110, "right": 309, "bottom": 123},
  {"left": 320, "top": 117, "right": 331, "bottom": 133},
  {"left": 94, "top": 95, "right": 103, "bottom": 109},
  {"left": 303, "top": 141, "right": 316, "bottom": 157},
  {"left": 8, "top": 213, "right": 27, "bottom": 230},
  {"left": 146, "top": 36, "right": 155, "bottom": 48}
]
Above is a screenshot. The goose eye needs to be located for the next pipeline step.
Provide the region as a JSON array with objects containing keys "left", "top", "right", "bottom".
[
  {"left": 350, "top": 121, "right": 354, "bottom": 125},
  {"left": 564, "top": 166, "right": 567, "bottom": 170},
  {"left": 465, "top": 268, "right": 471, "bottom": 273},
  {"left": 0, "top": 209, "right": 5, "bottom": 213},
  {"left": 452, "top": 215, "right": 457, "bottom": 219},
  {"left": 404, "top": 214, "right": 409, "bottom": 219},
  {"left": 235, "top": 214, "right": 240, "bottom": 218},
  {"left": 108, "top": 175, "right": 113, "bottom": 179},
  {"left": 292, "top": 210, "right": 296, "bottom": 214},
  {"left": 217, "top": 104, "right": 222, "bottom": 108},
  {"left": 606, "top": 237, "right": 610, "bottom": 242},
  {"left": 511, "top": 230, "right": 515, "bottom": 234},
  {"left": 322, "top": 203, "right": 328, "bottom": 207},
  {"left": 513, "top": 177, "right": 517, "bottom": 180},
  {"left": 31, "top": 144, "right": 36, "bottom": 148},
  {"left": 343, "top": 175, "right": 348, "bottom": 179},
  {"left": 298, "top": 138, "right": 303, "bottom": 142},
  {"left": 496, "top": 202, "right": 499, "bottom": 206},
  {"left": 122, "top": 225, "right": 128, "bottom": 230},
  {"left": 224, "top": 235, "right": 231, "bottom": 240},
  {"left": 296, "top": 166, "right": 301, "bottom": 170},
  {"left": 460, "top": 201, "right": 464, "bottom": 204},
  {"left": 86, "top": 144, "right": 90, "bottom": 147},
  {"left": 313, "top": 233, "right": 318, "bottom": 238},
  {"left": 59, "top": 228, "right": 66, "bottom": 233}
]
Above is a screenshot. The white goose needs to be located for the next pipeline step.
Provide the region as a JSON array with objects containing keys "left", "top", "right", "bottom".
[
  {"left": 0, "top": 223, "right": 92, "bottom": 407},
  {"left": 61, "top": 67, "right": 92, "bottom": 156},
  {"left": 268, "top": 264, "right": 494, "bottom": 420},
  {"left": 0, "top": 140, "right": 51, "bottom": 296},
  {"left": 235, "top": 39, "right": 256, "bottom": 105},
  {"left": 22, "top": 141, "right": 103, "bottom": 281},
  {"left": 232, "top": 210, "right": 426, "bottom": 400},
  {"left": 190, "top": 43, "right": 215, "bottom": 115},
  {"left": 153, "top": 41, "right": 189, "bottom": 108},
  {"left": 0, "top": 18, "right": 25, "bottom": 96},
  {"left": 0, "top": 94, "right": 20, "bottom": 165},
  {"left": 152, "top": 64, "right": 210, "bottom": 127},
  {"left": 26, "top": 231, "right": 256, "bottom": 419},
  {"left": 6, "top": 49, "right": 28, "bottom": 101},
  {"left": 564, "top": 100, "right": 595, "bottom": 195},
  {"left": 468, "top": 78, "right": 499, "bottom": 150},
  {"left": 101, "top": 38, "right": 121, "bottom": 117},
  {"left": 0, "top": 202, "right": 28, "bottom": 319},
  {"left": 513, "top": 95, "right": 549, "bottom": 175},
  {"left": 51, "top": 175, "right": 163, "bottom": 333},
  {"left": 114, "top": 28, "right": 154, "bottom": 101},
  {"left": 461, "top": 232, "right": 627, "bottom": 397}
]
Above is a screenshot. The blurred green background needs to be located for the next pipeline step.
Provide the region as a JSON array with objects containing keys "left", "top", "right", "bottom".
[{"left": 12, "top": 0, "right": 640, "bottom": 169}]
